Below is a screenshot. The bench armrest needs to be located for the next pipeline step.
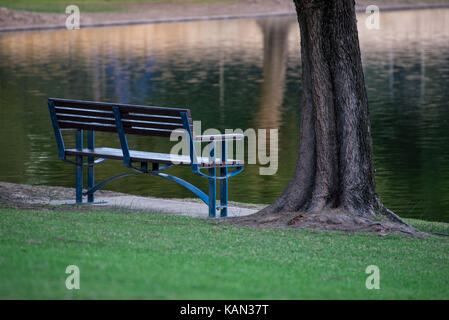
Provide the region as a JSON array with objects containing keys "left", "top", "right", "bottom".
[{"left": 194, "top": 134, "right": 244, "bottom": 142}]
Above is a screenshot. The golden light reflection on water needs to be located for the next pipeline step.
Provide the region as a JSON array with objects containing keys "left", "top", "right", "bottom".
[
  {"left": 1, "top": 9, "right": 448, "bottom": 63},
  {"left": 0, "top": 19, "right": 264, "bottom": 66}
]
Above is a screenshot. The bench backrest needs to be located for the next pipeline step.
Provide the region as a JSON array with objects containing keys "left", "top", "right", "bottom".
[{"left": 49, "top": 98, "right": 192, "bottom": 137}]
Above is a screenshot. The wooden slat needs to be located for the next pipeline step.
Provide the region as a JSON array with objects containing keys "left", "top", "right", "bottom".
[
  {"left": 55, "top": 107, "right": 114, "bottom": 118},
  {"left": 50, "top": 98, "right": 191, "bottom": 117},
  {"left": 64, "top": 147, "right": 244, "bottom": 167},
  {"left": 121, "top": 120, "right": 184, "bottom": 131},
  {"left": 65, "top": 148, "right": 191, "bottom": 165},
  {"left": 197, "top": 162, "right": 244, "bottom": 168},
  {"left": 58, "top": 121, "right": 118, "bottom": 133},
  {"left": 122, "top": 113, "right": 191, "bottom": 125},
  {"left": 122, "top": 105, "right": 190, "bottom": 117},
  {"left": 124, "top": 127, "right": 183, "bottom": 137},
  {"left": 57, "top": 114, "right": 116, "bottom": 125},
  {"left": 52, "top": 99, "right": 117, "bottom": 112},
  {"left": 195, "top": 133, "right": 245, "bottom": 142}
]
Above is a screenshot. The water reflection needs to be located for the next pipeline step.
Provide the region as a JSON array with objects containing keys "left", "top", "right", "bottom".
[
  {"left": 255, "top": 18, "right": 293, "bottom": 130},
  {"left": 0, "top": 9, "right": 448, "bottom": 221}
]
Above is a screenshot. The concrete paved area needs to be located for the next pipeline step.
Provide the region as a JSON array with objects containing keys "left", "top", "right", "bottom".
[
  {"left": 49, "top": 195, "right": 258, "bottom": 218},
  {"left": 0, "top": 181, "right": 259, "bottom": 218}
]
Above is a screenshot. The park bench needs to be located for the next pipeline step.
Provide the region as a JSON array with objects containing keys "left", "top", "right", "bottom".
[{"left": 48, "top": 98, "right": 244, "bottom": 217}]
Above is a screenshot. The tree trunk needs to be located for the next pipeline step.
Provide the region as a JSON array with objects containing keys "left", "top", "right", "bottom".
[{"left": 259, "top": 0, "right": 402, "bottom": 223}]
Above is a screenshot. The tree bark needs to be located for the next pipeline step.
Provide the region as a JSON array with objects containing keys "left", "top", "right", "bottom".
[{"left": 259, "top": 0, "right": 402, "bottom": 222}]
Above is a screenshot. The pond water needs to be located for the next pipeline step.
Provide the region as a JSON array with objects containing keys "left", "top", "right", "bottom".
[{"left": 0, "top": 9, "right": 448, "bottom": 221}]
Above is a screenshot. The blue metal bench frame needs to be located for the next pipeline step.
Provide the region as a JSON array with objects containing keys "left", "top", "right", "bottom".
[{"left": 48, "top": 98, "right": 244, "bottom": 218}]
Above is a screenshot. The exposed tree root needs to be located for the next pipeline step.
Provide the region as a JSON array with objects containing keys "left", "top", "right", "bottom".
[{"left": 222, "top": 208, "right": 427, "bottom": 238}]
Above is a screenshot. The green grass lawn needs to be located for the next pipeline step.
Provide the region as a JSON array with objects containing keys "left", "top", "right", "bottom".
[{"left": 0, "top": 207, "right": 448, "bottom": 299}]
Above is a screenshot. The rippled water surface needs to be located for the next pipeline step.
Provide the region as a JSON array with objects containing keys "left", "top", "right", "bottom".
[{"left": 1, "top": 9, "right": 448, "bottom": 221}]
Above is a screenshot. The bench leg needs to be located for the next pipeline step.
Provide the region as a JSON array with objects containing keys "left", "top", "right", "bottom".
[
  {"left": 76, "top": 129, "right": 83, "bottom": 204},
  {"left": 87, "top": 130, "right": 95, "bottom": 203},
  {"left": 220, "top": 171, "right": 228, "bottom": 217},
  {"left": 220, "top": 141, "right": 228, "bottom": 217},
  {"left": 208, "top": 142, "right": 217, "bottom": 218},
  {"left": 208, "top": 170, "right": 216, "bottom": 218},
  {"left": 76, "top": 157, "right": 83, "bottom": 203}
]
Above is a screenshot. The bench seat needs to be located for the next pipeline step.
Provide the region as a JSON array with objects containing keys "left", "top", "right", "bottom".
[{"left": 65, "top": 147, "right": 244, "bottom": 168}]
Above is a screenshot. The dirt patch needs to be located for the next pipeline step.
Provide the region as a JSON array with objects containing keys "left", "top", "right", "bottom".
[
  {"left": 0, "top": 7, "right": 63, "bottom": 28},
  {"left": 0, "top": 181, "right": 123, "bottom": 203},
  {"left": 0, "top": 181, "right": 124, "bottom": 212}
]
